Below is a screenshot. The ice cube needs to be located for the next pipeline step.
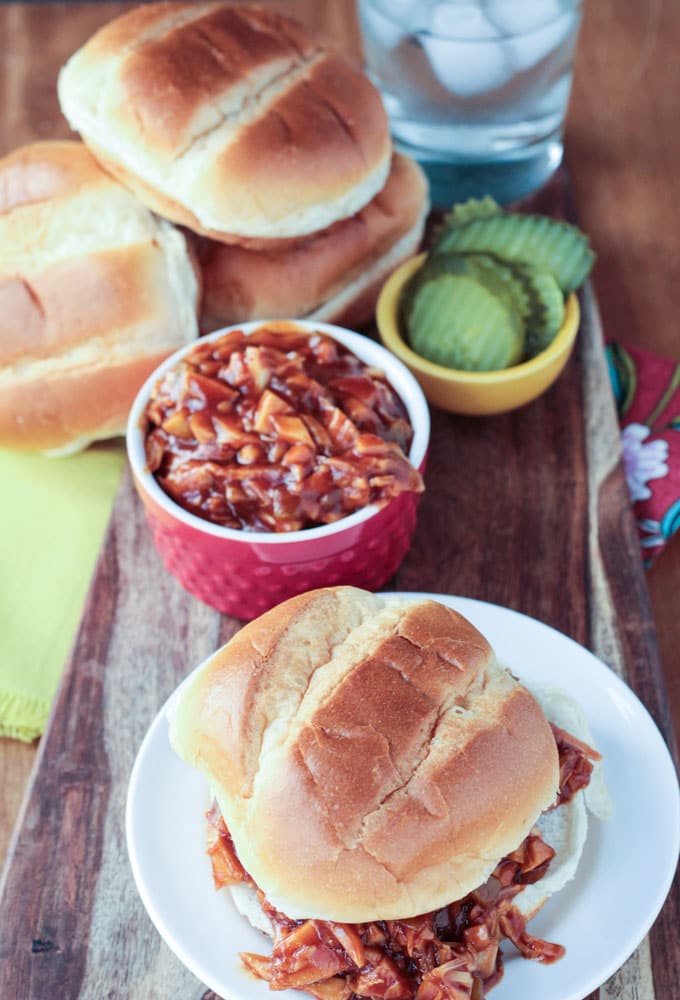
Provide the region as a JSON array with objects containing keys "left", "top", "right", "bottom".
[
  {"left": 357, "top": 0, "right": 406, "bottom": 50},
  {"left": 423, "top": 33, "right": 515, "bottom": 97},
  {"left": 506, "top": 11, "right": 578, "bottom": 73},
  {"left": 357, "top": 0, "right": 433, "bottom": 39},
  {"left": 429, "top": 2, "right": 501, "bottom": 40},
  {"left": 482, "top": 0, "right": 574, "bottom": 36},
  {"left": 359, "top": 3, "right": 452, "bottom": 108},
  {"left": 422, "top": 2, "right": 514, "bottom": 96},
  {"left": 402, "top": 0, "right": 440, "bottom": 33}
]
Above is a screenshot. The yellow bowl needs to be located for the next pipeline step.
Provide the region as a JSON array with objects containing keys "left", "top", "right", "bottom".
[{"left": 376, "top": 253, "right": 581, "bottom": 416}]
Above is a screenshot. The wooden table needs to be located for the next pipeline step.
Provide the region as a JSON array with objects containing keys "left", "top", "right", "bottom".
[{"left": 0, "top": 2, "right": 678, "bottom": 998}]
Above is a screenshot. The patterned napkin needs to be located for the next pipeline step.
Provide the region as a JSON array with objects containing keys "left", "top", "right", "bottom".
[
  {"left": 0, "top": 443, "right": 125, "bottom": 741},
  {"left": 607, "top": 342, "right": 680, "bottom": 565}
]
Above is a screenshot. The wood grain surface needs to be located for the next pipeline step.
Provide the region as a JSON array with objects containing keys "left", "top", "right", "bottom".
[
  {"left": 0, "top": 247, "right": 675, "bottom": 1000},
  {"left": 0, "top": 2, "right": 678, "bottom": 999},
  {"left": 566, "top": 0, "right": 680, "bottom": 741}
]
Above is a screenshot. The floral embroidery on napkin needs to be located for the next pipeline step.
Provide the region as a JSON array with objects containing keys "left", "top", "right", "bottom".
[{"left": 607, "top": 343, "right": 680, "bottom": 565}]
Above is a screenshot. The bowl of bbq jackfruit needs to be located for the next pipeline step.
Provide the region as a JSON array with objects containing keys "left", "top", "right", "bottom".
[{"left": 376, "top": 198, "right": 593, "bottom": 416}]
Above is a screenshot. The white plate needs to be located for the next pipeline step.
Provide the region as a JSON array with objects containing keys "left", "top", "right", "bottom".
[{"left": 126, "top": 594, "right": 680, "bottom": 1000}]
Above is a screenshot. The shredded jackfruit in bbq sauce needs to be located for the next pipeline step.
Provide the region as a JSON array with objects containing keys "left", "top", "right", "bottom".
[
  {"left": 204, "top": 726, "right": 600, "bottom": 1000},
  {"left": 144, "top": 327, "right": 423, "bottom": 532}
]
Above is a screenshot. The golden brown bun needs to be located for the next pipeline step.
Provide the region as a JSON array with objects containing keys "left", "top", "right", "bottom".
[
  {"left": 57, "top": 2, "right": 392, "bottom": 242},
  {"left": 196, "top": 153, "right": 429, "bottom": 333},
  {"left": 228, "top": 683, "right": 608, "bottom": 931},
  {"left": 169, "top": 587, "right": 560, "bottom": 922},
  {"left": 0, "top": 141, "right": 200, "bottom": 454}
]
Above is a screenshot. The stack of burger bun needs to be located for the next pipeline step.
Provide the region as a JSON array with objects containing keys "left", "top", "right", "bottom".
[
  {"left": 57, "top": 1, "right": 429, "bottom": 333},
  {"left": 1, "top": 2, "right": 428, "bottom": 455}
]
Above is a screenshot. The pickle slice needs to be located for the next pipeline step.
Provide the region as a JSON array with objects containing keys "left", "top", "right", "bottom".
[
  {"left": 508, "top": 261, "right": 566, "bottom": 357},
  {"left": 432, "top": 213, "right": 594, "bottom": 294},
  {"left": 442, "top": 196, "right": 501, "bottom": 231},
  {"left": 401, "top": 253, "right": 528, "bottom": 368},
  {"left": 448, "top": 253, "right": 530, "bottom": 327},
  {"left": 402, "top": 252, "right": 528, "bottom": 333},
  {"left": 406, "top": 274, "right": 524, "bottom": 372}
]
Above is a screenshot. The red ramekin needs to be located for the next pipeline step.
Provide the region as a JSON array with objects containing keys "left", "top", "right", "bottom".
[{"left": 126, "top": 320, "right": 430, "bottom": 620}]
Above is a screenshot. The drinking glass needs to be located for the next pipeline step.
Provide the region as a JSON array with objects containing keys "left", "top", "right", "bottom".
[{"left": 357, "top": 0, "right": 584, "bottom": 205}]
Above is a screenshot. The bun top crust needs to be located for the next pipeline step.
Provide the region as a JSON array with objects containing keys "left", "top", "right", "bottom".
[
  {"left": 170, "top": 588, "right": 560, "bottom": 922},
  {"left": 58, "top": 2, "right": 392, "bottom": 240},
  {"left": 0, "top": 139, "right": 109, "bottom": 214},
  {"left": 0, "top": 141, "right": 198, "bottom": 364},
  {"left": 0, "top": 140, "right": 199, "bottom": 452}
]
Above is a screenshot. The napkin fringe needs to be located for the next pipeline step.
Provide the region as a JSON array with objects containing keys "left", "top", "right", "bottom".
[{"left": 0, "top": 689, "right": 48, "bottom": 743}]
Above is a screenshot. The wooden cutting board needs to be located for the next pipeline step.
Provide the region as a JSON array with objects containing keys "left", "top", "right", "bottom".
[{"left": 0, "top": 168, "right": 677, "bottom": 999}]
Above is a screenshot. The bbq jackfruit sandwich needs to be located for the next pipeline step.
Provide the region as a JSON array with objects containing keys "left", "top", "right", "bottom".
[{"left": 168, "top": 587, "right": 608, "bottom": 999}]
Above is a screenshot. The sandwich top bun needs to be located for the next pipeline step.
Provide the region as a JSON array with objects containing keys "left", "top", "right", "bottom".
[
  {"left": 197, "top": 153, "right": 430, "bottom": 332},
  {"left": 225, "top": 679, "right": 609, "bottom": 936},
  {"left": 57, "top": 2, "right": 392, "bottom": 243},
  {"left": 169, "top": 586, "right": 560, "bottom": 923},
  {"left": 0, "top": 140, "right": 199, "bottom": 454}
]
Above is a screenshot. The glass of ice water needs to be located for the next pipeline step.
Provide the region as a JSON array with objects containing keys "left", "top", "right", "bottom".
[{"left": 357, "top": 0, "right": 584, "bottom": 205}]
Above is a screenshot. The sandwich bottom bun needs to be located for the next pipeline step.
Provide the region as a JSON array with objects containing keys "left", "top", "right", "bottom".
[
  {"left": 169, "top": 587, "right": 567, "bottom": 923},
  {"left": 508, "top": 683, "right": 609, "bottom": 920},
  {"left": 0, "top": 141, "right": 200, "bottom": 454},
  {"left": 196, "top": 153, "right": 429, "bottom": 334}
]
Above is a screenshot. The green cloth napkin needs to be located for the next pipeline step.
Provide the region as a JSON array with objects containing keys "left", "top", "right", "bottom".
[{"left": 0, "top": 442, "right": 125, "bottom": 741}]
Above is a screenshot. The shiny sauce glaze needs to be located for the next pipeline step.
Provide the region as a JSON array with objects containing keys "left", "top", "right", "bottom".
[
  {"left": 144, "top": 325, "right": 424, "bottom": 531},
  {"left": 205, "top": 728, "right": 600, "bottom": 999}
]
